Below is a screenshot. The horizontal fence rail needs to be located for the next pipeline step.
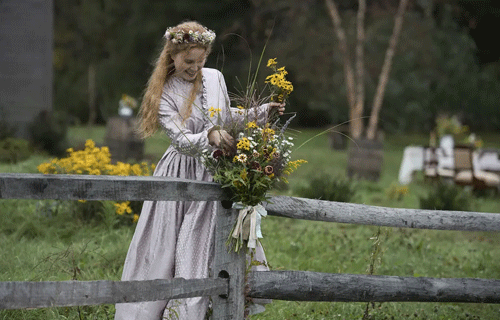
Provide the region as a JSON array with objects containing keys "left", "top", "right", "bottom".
[
  {"left": 2, "top": 173, "right": 500, "bottom": 314},
  {"left": 0, "top": 276, "right": 228, "bottom": 309},
  {"left": 248, "top": 271, "right": 500, "bottom": 303},
  {"left": 1, "top": 173, "right": 500, "bottom": 232},
  {"left": 264, "top": 196, "right": 500, "bottom": 232},
  {"left": 0, "top": 173, "right": 228, "bottom": 201}
]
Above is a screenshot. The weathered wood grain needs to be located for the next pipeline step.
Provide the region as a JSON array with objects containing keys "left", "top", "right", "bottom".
[
  {"left": 211, "top": 203, "right": 246, "bottom": 320},
  {"left": 249, "top": 271, "right": 500, "bottom": 303},
  {"left": 0, "top": 278, "right": 227, "bottom": 309},
  {"left": 2, "top": 174, "right": 499, "bottom": 232},
  {"left": 0, "top": 173, "right": 228, "bottom": 201},
  {"left": 264, "top": 196, "right": 500, "bottom": 231}
]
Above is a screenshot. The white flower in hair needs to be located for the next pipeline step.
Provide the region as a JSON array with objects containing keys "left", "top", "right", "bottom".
[{"left": 164, "top": 27, "right": 216, "bottom": 44}]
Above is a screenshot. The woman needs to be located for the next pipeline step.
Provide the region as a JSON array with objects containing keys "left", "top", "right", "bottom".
[{"left": 114, "top": 21, "right": 284, "bottom": 320}]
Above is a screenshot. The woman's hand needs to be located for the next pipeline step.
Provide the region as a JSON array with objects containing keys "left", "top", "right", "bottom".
[
  {"left": 208, "top": 129, "right": 235, "bottom": 154},
  {"left": 268, "top": 102, "right": 285, "bottom": 116}
]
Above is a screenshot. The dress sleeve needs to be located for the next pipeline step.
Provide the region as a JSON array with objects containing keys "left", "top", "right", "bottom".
[
  {"left": 158, "top": 86, "right": 211, "bottom": 157},
  {"left": 218, "top": 82, "right": 271, "bottom": 128},
  {"left": 228, "top": 104, "right": 271, "bottom": 127}
]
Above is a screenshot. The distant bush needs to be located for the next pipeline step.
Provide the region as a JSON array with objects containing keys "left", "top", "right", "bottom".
[
  {"left": 386, "top": 183, "right": 409, "bottom": 201},
  {"left": 29, "top": 110, "right": 69, "bottom": 156},
  {"left": 0, "top": 106, "right": 17, "bottom": 140},
  {"left": 419, "top": 182, "right": 473, "bottom": 211},
  {"left": 296, "top": 174, "right": 357, "bottom": 203},
  {"left": 0, "top": 138, "right": 33, "bottom": 163}
]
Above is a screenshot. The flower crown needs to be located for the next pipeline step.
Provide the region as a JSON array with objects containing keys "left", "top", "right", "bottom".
[{"left": 164, "top": 27, "right": 216, "bottom": 45}]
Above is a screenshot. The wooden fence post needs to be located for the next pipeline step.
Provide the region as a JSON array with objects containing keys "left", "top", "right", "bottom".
[{"left": 212, "top": 202, "right": 246, "bottom": 320}]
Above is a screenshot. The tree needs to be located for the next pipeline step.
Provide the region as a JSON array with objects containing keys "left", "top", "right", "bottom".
[{"left": 325, "top": 0, "right": 410, "bottom": 140}]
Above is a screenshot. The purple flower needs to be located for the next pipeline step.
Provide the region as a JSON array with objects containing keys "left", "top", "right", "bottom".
[{"left": 212, "top": 149, "right": 223, "bottom": 160}]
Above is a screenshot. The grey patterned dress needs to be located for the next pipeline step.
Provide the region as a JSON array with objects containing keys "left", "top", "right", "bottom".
[{"left": 114, "top": 68, "right": 269, "bottom": 320}]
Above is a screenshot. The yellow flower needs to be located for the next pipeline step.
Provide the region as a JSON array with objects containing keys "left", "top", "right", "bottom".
[
  {"left": 262, "top": 127, "right": 275, "bottom": 137},
  {"left": 283, "top": 159, "right": 307, "bottom": 175},
  {"left": 37, "top": 163, "right": 54, "bottom": 174},
  {"left": 115, "top": 201, "right": 132, "bottom": 215},
  {"left": 133, "top": 214, "right": 139, "bottom": 223},
  {"left": 208, "top": 106, "right": 221, "bottom": 118},
  {"left": 233, "top": 154, "right": 248, "bottom": 163},
  {"left": 267, "top": 58, "right": 277, "bottom": 67},
  {"left": 240, "top": 169, "right": 247, "bottom": 180},
  {"left": 114, "top": 202, "right": 125, "bottom": 215},
  {"left": 237, "top": 105, "right": 245, "bottom": 110},
  {"left": 246, "top": 121, "right": 258, "bottom": 129},
  {"left": 237, "top": 138, "right": 251, "bottom": 151},
  {"left": 85, "top": 139, "right": 95, "bottom": 149}
]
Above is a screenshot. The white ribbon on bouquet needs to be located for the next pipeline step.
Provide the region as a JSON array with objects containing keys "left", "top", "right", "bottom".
[{"left": 232, "top": 203, "right": 267, "bottom": 249}]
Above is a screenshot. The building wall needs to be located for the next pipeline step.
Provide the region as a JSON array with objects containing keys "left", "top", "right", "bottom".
[{"left": 0, "top": 0, "right": 53, "bottom": 138}]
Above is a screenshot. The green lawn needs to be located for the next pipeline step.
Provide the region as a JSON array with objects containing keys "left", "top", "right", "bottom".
[{"left": 1, "top": 126, "right": 500, "bottom": 319}]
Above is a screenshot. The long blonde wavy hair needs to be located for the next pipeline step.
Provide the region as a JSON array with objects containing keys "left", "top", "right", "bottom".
[{"left": 137, "top": 21, "right": 214, "bottom": 138}]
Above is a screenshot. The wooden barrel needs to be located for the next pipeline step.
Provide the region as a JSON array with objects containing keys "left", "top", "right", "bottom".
[
  {"left": 347, "top": 138, "right": 383, "bottom": 181},
  {"left": 104, "top": 116, "right": 144, "bottom": 162}
]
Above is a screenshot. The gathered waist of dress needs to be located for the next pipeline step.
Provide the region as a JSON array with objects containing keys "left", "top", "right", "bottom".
[{"left": 162, "top": 145, "right": 208, "bottom": 168}]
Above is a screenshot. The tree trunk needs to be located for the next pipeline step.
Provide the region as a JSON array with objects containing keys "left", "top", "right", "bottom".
[
  {"left": 325, "top": 0, "right": 362, "bottom": 139},
  {"left": 365, "top": 0, "right": 409, "bottom": 140},
  {"left": 88, "top": 63, "right": 96, "bottom": 126},
  {"left": 354, "top": 0, "right": 366, "bottom": 139}
]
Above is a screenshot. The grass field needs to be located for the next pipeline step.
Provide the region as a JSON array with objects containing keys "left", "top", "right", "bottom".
[{"left": 1, "top": 126, "right": 500, "bottom": 319}]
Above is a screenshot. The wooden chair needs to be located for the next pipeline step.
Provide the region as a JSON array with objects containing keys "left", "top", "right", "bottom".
[
  {"left": 453, "top": 144, "right": 500, "bottom": 191},
  {"left": 423, "top": 146, "right": 439, "bottom": 181},
  {"left": 423, "top": 146, "right": 454, "bottom": 181}
]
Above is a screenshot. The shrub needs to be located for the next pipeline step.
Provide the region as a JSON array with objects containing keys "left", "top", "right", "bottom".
[
  {"left": 29, "top": 110, "right": 69, "bottom": 156},
  {"left": 419, "top": 182, "right": 473, "bottom": 211},
  {"left": 0, "top": 138, "right": 33, "bottom": 163},
  {"left": 296, "top": 174, "right": 357, "bottom": 203},
  {"left": 385, "top": 183, "right": 409, "bottom": 201},
  {"left": 37, "top": 139, "right": 154, "bottom": 223},
  {"left": 0, "top": 106, "right": 17, "bottom": 140}
]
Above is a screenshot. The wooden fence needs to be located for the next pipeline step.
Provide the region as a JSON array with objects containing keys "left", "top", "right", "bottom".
[{"left": 1, "top": 173, "right": 500, "bottom": 319}]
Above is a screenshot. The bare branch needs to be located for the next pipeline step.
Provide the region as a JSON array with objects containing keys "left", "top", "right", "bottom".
[
  {"left": 324, "top": 0, "right": 357, "bottom": 112},
  {"left": 366, "top": 0, "right": 410, "bottom": 140}
]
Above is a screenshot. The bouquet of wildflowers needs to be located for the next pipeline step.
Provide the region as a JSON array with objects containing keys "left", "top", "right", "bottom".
[{"left": 203, "top": 59, "right": 306, "bottom": 252}]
